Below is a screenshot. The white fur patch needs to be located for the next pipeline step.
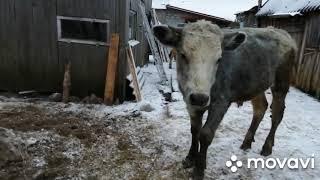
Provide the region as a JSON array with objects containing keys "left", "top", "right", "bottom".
[{"left": 178, "top": 21, "right": 223, "bottom": 101}]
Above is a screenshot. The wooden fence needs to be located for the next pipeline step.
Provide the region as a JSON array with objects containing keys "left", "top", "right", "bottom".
[
  {"left": 260, "top": 14, "right": 320, "bottom": 99},
  {"left": 294, "top": 14, "right": 320, "bottom": 99}
]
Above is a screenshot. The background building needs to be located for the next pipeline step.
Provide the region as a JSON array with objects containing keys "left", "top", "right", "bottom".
[
  {"left": 235, "top": 6, "right": 259, "bottom": 27},
  {"left": 257, "top": 0, "right": 320, "bottom": 98},
  {"left": 154, "top": 5, "right": 232, "bottom": 28}
]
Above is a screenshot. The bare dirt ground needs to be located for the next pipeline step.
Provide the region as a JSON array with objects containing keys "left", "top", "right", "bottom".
[{"left": 0, "top": 100, "right": 190, "bottom": 180}]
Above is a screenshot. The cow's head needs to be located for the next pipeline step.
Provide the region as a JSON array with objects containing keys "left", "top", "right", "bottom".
[{"left": 153, "top": 20, "right": 246, "bottom": 108}]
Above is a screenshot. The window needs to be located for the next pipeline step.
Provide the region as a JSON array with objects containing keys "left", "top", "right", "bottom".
[
  {"left": 57, "top": 16, "right": 110, "bottom": 46},
  {"left": 177, "top": 23, "right": 186, "bottom": 28},
  {"left": 129, "top": 10, "right": 137, "bottom": 40}
]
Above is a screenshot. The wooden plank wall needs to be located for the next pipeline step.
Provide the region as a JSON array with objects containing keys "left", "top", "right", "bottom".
[
  {"left": 0, "top": 0, "right": 18, "bottom": 90},
  {"left": 58, "top": 43, "right": 107, "bottom": 96},
  {"left": 116, "top": 0, "right": 130, "bottom": 102},
  {"left": 130, "top": 0, "right": 151, "bottom": 67},
  {"left": 0, "top": 0, "right": 59, "bottom": 92},
  {"left": 57, "top": 0, "right": 117, "bottom": 97},
  {"left": 260, "top": 15, "right": 320, "bottom": 99},
  {"left": 295, "top": 14, "right": 320, "bottom": 98}
]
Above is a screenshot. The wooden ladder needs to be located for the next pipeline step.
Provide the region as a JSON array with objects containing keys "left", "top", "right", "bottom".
[{"left": 139, "top": 2, "right": 168, "bottom": 84}]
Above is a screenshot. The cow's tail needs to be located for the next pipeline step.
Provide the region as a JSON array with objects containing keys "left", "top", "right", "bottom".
[{"left": 289, "top": 44, "right": 299, "bottom": 84}]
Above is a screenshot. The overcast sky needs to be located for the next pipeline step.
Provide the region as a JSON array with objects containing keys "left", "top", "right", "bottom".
[{"left": 153, "top": 0, "right": 266, "bottom": 20}]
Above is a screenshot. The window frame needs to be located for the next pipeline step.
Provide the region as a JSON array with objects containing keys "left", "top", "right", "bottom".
[
  {"left": 129, "top": 10, "right": 138, "bottom": 40},
  {"left": 57, "top": 16, "right": 110, "bottom": 46}
]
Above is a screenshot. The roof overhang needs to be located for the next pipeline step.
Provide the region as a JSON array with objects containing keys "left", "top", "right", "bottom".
[
  {"left": 269, "top": 12, "right": 303, "bottom": 18},
  {"left": 165, "top": 5, "right": 233, "bottom": 23},
  {"left": 256, "top": 11, "right": 303, "bottom": 18}
]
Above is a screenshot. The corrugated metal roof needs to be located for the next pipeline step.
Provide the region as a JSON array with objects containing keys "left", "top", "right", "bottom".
[{"left": 257, "top": 0, "right": 320, "bottom": 16}]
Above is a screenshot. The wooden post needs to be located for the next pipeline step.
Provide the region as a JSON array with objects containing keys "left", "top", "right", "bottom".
[
  {"left": 104, "top": 33, "right": 120, "bottom": 105},
  {"left": 127, "top": 45, "right": 142, "bottom": 102},
  {"left": 313, "top": 52, "right": 320, "bottom": 93},
  {"left": 296, "top": 20, "right": 310, "bottom": 85},
  {"left": 62, "top": 62, "right": 71, "bottom": 103},
  {"left": 312, "top": 52, "right": 319, "bottom": 87}
]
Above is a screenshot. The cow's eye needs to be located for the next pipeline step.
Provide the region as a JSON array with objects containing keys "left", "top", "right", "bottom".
[
  {"left": 216, "top": 58, "right": 221, "bottom": 65},
  {"left": 178, "top": 53, "right": 188, "bottom": 64},
  {"left": 180, "top": 53, "right": 187, "bottom": 59}
]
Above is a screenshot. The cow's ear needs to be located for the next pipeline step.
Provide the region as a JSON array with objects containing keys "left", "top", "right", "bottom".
[
  {"left": 223, "top": 32, "right": 247, "bottom": 51},
  {"left": 153, "top": 25, "right": 182, "bottom": 47}
]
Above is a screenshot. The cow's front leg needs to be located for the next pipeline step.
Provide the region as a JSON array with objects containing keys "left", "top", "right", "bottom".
[
  {"left": 193, "top": 101, "right": 230, "bottom": 180},
  {"left": 183, "top": 108, "right": 205, "bottom": 169}
]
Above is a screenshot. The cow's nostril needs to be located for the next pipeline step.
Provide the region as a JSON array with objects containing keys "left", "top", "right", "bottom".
[{"left": 189, "top": 93, "right": 209, "bottom": 106}]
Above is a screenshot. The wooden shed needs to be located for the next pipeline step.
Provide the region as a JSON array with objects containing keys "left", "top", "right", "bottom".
[
  {"left": 257, "top": 0, "right": 320, "bottom": 99},
  {"left": 235, "top": 6, "right": 259, "bottom": 28},
  {"left": 0, "top": 0, "right": 151, "bottom": 102}
]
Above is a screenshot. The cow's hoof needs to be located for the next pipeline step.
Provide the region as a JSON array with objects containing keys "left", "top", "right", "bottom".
[
  {"left": 240, "top": 137, "right": 255, "bottom": 150},
  {"left": 192, "top": 168, "right": 204, "bottom": 180},
  {"left": 182, "top": 156, "right": 195, "bottom": 169},
  {"left": 260, "top": 146, "right": 272, "bottom": 156},
  {"left": 240, "top": 143, "right": 252, "bottom": 151}
]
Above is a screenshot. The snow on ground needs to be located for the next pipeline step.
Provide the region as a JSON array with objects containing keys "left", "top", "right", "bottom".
[
  {"left": 140, "top": 62, "right": 320, "bottom": 179},
  {"left": 1, "top": 62, "right": 320, "bottom": 179},
  {"left": 144, "top": 63, "right": 320, "bottom": 179}
]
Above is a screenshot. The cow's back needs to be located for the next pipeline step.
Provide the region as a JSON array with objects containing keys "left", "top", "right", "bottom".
[{"left": 213, "top": 27, "right": 297, "bottom": 102}]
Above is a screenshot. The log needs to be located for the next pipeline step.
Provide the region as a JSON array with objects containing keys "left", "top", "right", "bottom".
[
  {"left": 62, "top": 62, "right": 71, "bottom": 103},
  {"left": 104, "top": 33, "right": 120, "bottom": 105}
]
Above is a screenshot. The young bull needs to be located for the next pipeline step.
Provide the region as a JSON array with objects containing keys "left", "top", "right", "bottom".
[{"left": 153, "top": 20, "right": 297, "bottom": 179}]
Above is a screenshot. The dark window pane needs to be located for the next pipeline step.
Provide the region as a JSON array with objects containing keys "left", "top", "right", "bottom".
[
  {"left": 129, "top": 10, "right": 137, "bottom": 40},
  {"left": 60, "top": 19, "right": 108, "bottom": 42}
]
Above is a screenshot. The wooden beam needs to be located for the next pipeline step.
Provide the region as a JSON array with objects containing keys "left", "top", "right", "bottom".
[
  {"left": 104, "top": 33, "right": 120, "bottom": 105},
  {"left": 296, "top": 20, "right": 310, "bottom": 84},
  {"left": 126, "top": 45, "right": 142, "bottom": 102}
]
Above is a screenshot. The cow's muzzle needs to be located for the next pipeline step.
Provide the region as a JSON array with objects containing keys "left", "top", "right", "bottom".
[{"left": 189, "top": 93, "right": 210, "bottom": 107}]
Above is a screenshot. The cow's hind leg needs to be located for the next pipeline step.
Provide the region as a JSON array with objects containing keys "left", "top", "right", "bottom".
[
  {"left": 183, "top": 108, "right": 205, "bottom": 169},
  {"left": 261, "top": 64, "right": 291, "bottom": 156},
  {"left": 241, "top": 93, "right": 268, "bottom": 150}
]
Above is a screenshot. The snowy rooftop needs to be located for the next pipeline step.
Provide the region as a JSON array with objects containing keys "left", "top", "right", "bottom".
[
  {"left": 152, "top": 0, "right": 260, "bottom": 21},
  {"left": 257, "top": 0, "right": 320, "bottom": 16},
  {"left": 152, "top": 0, "right": 169, "bottom": 9},
  {"left": 165, "top": 5, "right": 232, "bottom": 22},
  {"left": 152, "top": 0, "right": 229, "bottom": 21}
]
